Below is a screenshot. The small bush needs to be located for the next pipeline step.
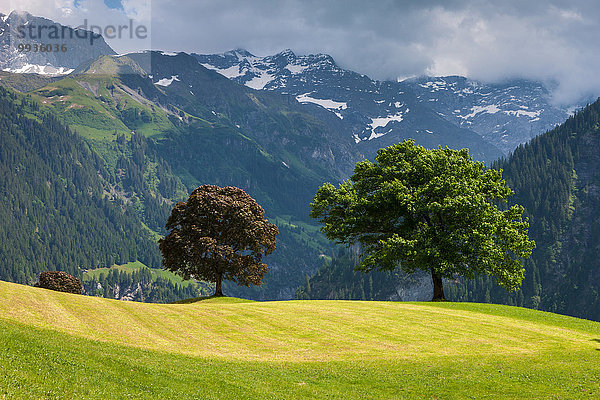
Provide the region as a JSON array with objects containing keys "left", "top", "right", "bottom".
[{"left": 36, "top": 271, "right": 82, "bottom": 295}]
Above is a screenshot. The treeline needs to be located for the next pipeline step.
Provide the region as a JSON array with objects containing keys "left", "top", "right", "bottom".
[
  {"left": 0, "top": 87, "right": 160, "bottom": 284},
  {"left": 296, "top": 248, "right": 424, "bottom": 300},
  {"left": 83, "top": 267, "right": 211, "bottom": 303}
]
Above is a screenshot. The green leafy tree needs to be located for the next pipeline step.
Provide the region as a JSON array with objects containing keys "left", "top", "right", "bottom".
[
  {"left": 310, "top": 140, "right": 535, "bottom": 300},
  {"left": 159, "top": 185, "right": 279, "bottom": 296}
]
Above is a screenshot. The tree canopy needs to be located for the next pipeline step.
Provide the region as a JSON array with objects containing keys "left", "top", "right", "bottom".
[
  {"left": 159, "top": 185, "right": 279, "bottom": 296},
  {"left": 310, "top": 140, "right": 535, "bottom": 300}
]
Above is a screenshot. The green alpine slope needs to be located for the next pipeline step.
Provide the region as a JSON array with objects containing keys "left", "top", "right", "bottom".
[{"left": 0, "top": 86, "right": 160, "bottom": 284}]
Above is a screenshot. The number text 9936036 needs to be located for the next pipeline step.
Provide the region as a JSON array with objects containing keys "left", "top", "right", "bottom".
[{"left": 17, "top": 43, "right": 68, "bottom": 53}]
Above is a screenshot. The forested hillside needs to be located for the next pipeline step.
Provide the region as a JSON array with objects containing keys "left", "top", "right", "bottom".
[
  {"left": 0, "top": 87, "right": 159, "bottom": 283},
  {"left": 448, "top": 98, "right": 600, "bottom": 320},
  {"left": 298, "top": 99, "right": 600, "bottom": 321}
]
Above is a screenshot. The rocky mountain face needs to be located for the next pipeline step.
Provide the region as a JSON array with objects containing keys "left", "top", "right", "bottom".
[
  {"left": 295, "top": 248, "right": 434, "bottom": 302},
  {"left": 195, "top": 49, "right": 581, "bottom": 158},
  {"left": 406, "top": 76, "right": 576, "bottom": 154},
  {"left": 0, "top": 11, "right": 115, "bottom": 75}
]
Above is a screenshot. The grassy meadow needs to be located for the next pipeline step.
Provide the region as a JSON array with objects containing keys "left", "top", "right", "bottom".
[
  {"left": 81, "top": 261, "right": 201, "bottom": 289},
  {"left": 1, "top": 280, "right": 599, "bottom": 399}
]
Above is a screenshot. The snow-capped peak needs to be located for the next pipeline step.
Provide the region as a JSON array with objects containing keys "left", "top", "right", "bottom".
[
  {"left": 193, "top": 48, "right": 346, "bottom": 92},
  {"left": 193, "top": 49, "right": 584, "bottom": 155},
  {"left": 3, "top": 64, "right": 74, "bottom": 76}
]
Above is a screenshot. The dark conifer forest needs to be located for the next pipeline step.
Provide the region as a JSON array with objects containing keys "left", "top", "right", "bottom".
[
  {"left": 448, "top": 98, "right": 600, "bottom": 320},
  {"left": 0, "top": 87, "right": 160, "bottom": 284}
]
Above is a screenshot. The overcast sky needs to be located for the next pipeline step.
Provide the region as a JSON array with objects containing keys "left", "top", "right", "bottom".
[{"left": 2, "top": 0, "right": 600, "bottom": 104}]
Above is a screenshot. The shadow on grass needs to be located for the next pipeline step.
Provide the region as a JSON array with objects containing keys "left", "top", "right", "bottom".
[
  {"left": 591, "top": 339, "right": 600, "bottom": 350},
  {"left": 170, "top": 296, "right": 255, "bottom": 304},
  {"left": 170, "top": 295, "right": 223, "bottom": 304}
]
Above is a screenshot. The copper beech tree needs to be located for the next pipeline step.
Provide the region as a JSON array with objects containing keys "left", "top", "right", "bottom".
[{"left": 159, "top": 185, "right": 279, "bottom": 296}]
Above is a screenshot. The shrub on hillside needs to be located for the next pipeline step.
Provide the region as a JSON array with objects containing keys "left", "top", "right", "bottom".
[{"left": 36, "top": 271, "right": 82, "bottom": 294}]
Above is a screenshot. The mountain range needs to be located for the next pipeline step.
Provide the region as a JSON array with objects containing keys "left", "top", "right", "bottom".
[
  {"left": 195, "top": 49, "right": 581, "bottom": 156},
  {"left": 0, "top": 11, "right": 115, "bottom": 75}
]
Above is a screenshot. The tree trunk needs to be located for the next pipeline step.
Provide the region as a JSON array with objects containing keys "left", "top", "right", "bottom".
[
  {"left": 214, "top": 274, "right": 224, "bottom": 297},
  {"left": 431, "top": 268, "right": 446, "bottom": 301}
]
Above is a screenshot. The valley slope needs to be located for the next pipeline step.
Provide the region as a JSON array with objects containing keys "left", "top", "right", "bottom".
[{"left": 0, "top": 52, "right": 351, "bottom": 300}]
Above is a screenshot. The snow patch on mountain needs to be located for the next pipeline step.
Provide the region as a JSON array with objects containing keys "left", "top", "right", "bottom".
[
  {"left": 459, "top": 105, "right": 501, "bottom": 119},
  {"left": 419, "top": 80, "right": 455, "bottom": 91},
  {"left": 3, "top": 64, "right": 73, "bottom": 75},
  {"left": 504, "top": 109, "right": 542, "bottom": 119},
  {"left": 285, "top": 64, "right": 308, "bottom": 74},
  {"left": 367, "top": 112, "right": 405, "bottom": 140},
  {"left": 456, "top": 104, "right": 543, "bottom": 121},
  {"left": 296, "top": 93, "right": 347, "bottom": 110},
  {"left": 296, "top": 93, "right": 347, "bottom": 119},
  {"left": 155, "top": 75, "right": 180, "bottom": 86},
  {"left": 202, "top": 64, "right": 244, "bottom": 79},
  {"left": 246, "top": 70, "right": 276, "bottom": 90}
]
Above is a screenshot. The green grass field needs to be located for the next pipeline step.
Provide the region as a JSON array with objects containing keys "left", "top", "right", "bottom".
[
  {"left": 1, "top": 280, "right": 599, "bottom": 399},
  {"left": 82, "top": 261, "right": 202, "bottom": 289}
]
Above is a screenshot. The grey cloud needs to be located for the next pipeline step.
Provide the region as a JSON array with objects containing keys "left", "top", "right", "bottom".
[
  {"left": 146, "top": 0, "right": 600, "bottom": 103},
  {"left": 4, "top": 0, "right": 600, "bottom": 104}
]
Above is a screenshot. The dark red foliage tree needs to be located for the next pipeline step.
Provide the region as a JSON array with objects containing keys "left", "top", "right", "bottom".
[
  {"left": 159, "top": 185, "right": 279, "bottom": 296},
  {"left": 36, "top": 271, "right": 83, "bottom": 294}
]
